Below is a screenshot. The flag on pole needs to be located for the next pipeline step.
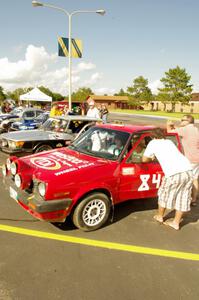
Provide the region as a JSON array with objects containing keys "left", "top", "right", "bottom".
[{"left": 58, "top": 37, "right": 82, "bottom": 58}]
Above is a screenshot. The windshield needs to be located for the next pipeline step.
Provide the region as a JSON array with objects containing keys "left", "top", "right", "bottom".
[
  {"left": 11, "top": 108, "right": 23, "bottom": 116},
  {"left": 69, "top": 127, "right": 130, "bottom": 161},
  {"left": 34, "top": 113, "right": 49, "bottom": 123},
  {"left": 42, "top": 117, "right": 69, "bottom": 132}
]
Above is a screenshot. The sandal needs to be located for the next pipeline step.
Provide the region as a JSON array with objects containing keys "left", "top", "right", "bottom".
[
  {"left": 153, "top": 215, "right": 163, "bottom": 224},
  {"left": 191, "top": 202, "right": 197, "bottom": 207},
  {"left": 163, "top": 220, "right": 179, "bottom": 230}
]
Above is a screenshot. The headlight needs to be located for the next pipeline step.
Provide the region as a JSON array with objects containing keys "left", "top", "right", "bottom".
[
  {"left": 6, "top": 158, "right": 11, "bottom": 170},
  {"left": 38, "top": 182, "right": 46, "bottom": 197},
  {"left": 8, "top": 141, "right": 25, "bottom": 149},
  {"left": 15, "top": 174, "right": 21, "bottom": 188},
  {"left": 20, "top": 126, "right": 27, "bottom": 130},
  {"left": 2, "top": 140, "right": 8, "bottom": 147},
  {"left": 2, "top": 164, "right": 7, "bottom": 177},
  {"left": 10, "top": 162, "right": 17, "bottom": 175}
]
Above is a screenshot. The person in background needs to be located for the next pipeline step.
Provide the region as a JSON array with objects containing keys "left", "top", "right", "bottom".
[
  {"left": 101, "top": 104, "right": 109, "bottom": 124},
  {"left": 1, "top": 102, "right": 6, "bottom": 113},
  {"left": 142, "top": 127, "right": 193, "bottom": 231},
  {"left": 167, "top": 115, "right": 199, "bottom": 206},
  {"left": 86, "top": 100, "right": 101, "bottom": 119},
  {"left": 50, "top": 103, "right": 62, "bottom": 117}
]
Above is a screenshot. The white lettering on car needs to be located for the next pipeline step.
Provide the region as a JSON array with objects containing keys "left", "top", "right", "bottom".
[
  {"left": 138, "top": 174, "right": 162, "bottom": 191},
  {"left": 138, "top": 175, "right": 150, "bottom": 191},
  {"left": 152, "top": 174, "right": 161, "bottom": 188}
]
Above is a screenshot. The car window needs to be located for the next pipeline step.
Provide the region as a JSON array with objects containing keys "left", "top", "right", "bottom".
[
  {"left": 36, "top": 110, "right": 43, "bottom": 117},
  {"left": 126, "top": 134, "right": 154, "bottom": 163},
  {"left": 68, "top": 120, "right": 86, "bottom": 133},
  {"left": 70, "top": 127, "right": 130, "bottom": 161},
  {"left": 23, "top": 111, "right": 35, "bottom": 118},
  {"left": 165, "top": 134, "right": 178, "bottom": 146}
]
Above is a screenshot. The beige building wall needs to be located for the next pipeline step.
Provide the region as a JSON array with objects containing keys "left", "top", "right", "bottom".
[{"left": 143, "top": 101, "right": 199, "bottom": 113}]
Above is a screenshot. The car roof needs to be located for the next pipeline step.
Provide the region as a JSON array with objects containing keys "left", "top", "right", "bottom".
[
  {"left": 22, "top": 108, "right": 44, "bottom": 112},
  {"left": 51, "top": 115, "right": 101, "bottom": 122},
  {"left": 96, "top": 123, "right": 156, "bottom": 133}
]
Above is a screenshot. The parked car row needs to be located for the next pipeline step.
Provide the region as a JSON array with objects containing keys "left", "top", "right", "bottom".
[
  {"left": 0, "top": 107, "right": 44, "bottom": 133},
  {"left": 0, "top": 115, "right": 101, "bottom": 156}
]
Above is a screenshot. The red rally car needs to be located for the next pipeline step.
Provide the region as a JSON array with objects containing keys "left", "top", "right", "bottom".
[{"left": 2, "top": 124, "right": 183, "bottom": 231}]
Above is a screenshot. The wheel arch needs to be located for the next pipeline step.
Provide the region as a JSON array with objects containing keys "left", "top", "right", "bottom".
[
  {"left": 70, "top": 188, "right": 113, "bottom": 215},
  {"left": 33, "top": 142, "right": 54, "bottom": 153}
]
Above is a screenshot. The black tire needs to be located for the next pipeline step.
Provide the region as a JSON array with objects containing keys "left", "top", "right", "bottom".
[
  {"left": 34, "top": 144, "right": 53, "bottom": 153},
  {"left": 72, "top": 193, "right": 111, "bottom": 231}
]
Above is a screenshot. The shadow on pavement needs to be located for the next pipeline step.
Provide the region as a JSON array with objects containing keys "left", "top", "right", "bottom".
[
  {"left": 163, "top": 204, "right": 199, "bottom": 228},
  {"left": 53, "top": 197, "right": 158, "bottom": 232}
]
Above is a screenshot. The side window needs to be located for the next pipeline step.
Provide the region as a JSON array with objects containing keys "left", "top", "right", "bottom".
[
  {"left": 36, "top": 111, "right": 42, "bottom": 117},
  {"left": 126, "top": 135, "right": 154, "bottom": 163},
  {"left": 68, "top": 121, "right": 84, "bottom": 133},
  {"left": 23, "top": 111, "right": 35, "bottom": 118},
  {"left": 165, "top": 134, "right": 178, "bottom": 147}
]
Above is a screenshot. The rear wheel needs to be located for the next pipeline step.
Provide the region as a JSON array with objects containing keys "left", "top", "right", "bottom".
[
  {"left": 72, "top": 193, "right": 111, "bottom": 231},
  {"left": 34, "top": 144, "right": 53, "bottom": 153}
]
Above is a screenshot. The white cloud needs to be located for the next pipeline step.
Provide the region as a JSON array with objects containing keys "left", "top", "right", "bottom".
[
  {"left": 94, "top": 87, "right": 116, "bottom": 95},
  {"left": 83, "top": 72, "right": 102, "bottom": 86},
  {"left": 148, "top": 80, "right": 163, "bottom": 94},
  {"left": 0, "top": 45, "right": 56, "bottom": 86},
  {"left": 0, "top": 44, "right": 112, "bottom": 96},
  {"left": 75, "top": 62, "right": 96, "bottom": 73}
]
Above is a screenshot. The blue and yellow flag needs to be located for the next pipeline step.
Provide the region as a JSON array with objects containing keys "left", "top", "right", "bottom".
[{"left": 58, "top": 37, "right": 82, "bottom": 58}]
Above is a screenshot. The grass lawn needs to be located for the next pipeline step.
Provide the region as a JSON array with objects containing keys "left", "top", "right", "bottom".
[{"left": 110, "top": 109, "right": 199, "bottom": 120}]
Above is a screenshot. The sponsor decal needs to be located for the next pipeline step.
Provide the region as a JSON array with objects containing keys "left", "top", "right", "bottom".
[
  {"left": 30, "top": 151, "right": 94, "bottom": 171},
  {"left": 30, "top": 157, "right": 61, "bottom": 170},
  {"left": 122, "top": 167, "right": 135, "bottom": 175}
]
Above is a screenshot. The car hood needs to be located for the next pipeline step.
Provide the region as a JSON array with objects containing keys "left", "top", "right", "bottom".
[
  {"left": 17, "top": 147, "right": 113, "bottom": 182},
  {"left": 1, "top": 130, "right": 73, "bottom": 141}
]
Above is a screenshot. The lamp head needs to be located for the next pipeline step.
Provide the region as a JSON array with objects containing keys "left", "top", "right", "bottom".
[
  {"left": 96, "top": 10, "right": 106, "bottom": 16},
  {"left": 32, "top": 1, "right": 44, "bottom": 7}
]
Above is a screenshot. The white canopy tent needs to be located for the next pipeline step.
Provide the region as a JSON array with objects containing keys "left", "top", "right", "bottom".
[{"left": 19, "top": 87, "right": 52, "bottom": 103}]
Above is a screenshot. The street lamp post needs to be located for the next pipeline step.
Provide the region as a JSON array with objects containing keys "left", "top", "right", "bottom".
[{"left": 32, "top": 1, "right": 105, "bottom": 111}]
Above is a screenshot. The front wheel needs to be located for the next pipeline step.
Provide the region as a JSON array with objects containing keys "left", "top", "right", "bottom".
[{"left": 72, "top": 193, "right": 111, "bottom": 231}]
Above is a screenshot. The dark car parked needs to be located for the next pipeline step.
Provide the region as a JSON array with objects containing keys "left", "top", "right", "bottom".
[
  {"left": 10, "top": 112, "right": 49, "bottom": 131},
  {"left": 0, "top": 115, "right": 101, "bottom": 156},
  {"left": 0, "top": 107, "right": 24, "bottom": 132},
  {"left": 0, "top": 108, "right": 44, "bottom": 133}
]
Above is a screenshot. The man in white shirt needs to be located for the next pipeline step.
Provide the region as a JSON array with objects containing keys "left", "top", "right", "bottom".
[
  {"left": 142, "top": 128, "right": 193, "bottom": 230},
  {"left": 86, "top": 100, "right": 101, "bottom": 119}
]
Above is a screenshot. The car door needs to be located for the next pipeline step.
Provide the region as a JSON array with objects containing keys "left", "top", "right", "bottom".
[
  {"left": 118, "top": 133, "right": 163, "bottom": 202},
  {"left": 117, "top": 132, "right": 183, "bottom": 203}
]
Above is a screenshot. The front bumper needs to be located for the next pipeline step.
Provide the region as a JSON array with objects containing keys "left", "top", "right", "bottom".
[
  {"left": 1, "top": 146, "right": 32, "bottom": 156},
  {"left": 4, "top": 176, "right": 72, "bottom": 222}
]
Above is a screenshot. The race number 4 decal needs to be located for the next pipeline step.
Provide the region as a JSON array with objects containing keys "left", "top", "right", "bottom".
[{"left": 138, "top": 174, "right": 162, "bottom": 191}]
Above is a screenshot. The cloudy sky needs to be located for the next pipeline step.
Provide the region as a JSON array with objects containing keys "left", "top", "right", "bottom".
[{"left": 0, "top": 0, "right": 199, "bottom": 96}]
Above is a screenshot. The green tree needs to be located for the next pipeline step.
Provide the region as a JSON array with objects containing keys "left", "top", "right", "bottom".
[
  {"left": 7, "top": 87, "right": 31, "bottom": 104},
  {"left": 38, "top": 86, "right": 53, "bottom": 98},
  {"left": 114, "top": 88, "right": 128, "bottom": 96},
  {"left": 52, "top": 92, "right": 64, "bottom": 102},
  {"left": 72, "top": 87, "right": 93, "bottom": 103},
  {"left": 158, "top": 66, "right": 193, "bottom": 112},
  {"left": 127, "top": 76, "right": 153, "bottom": 106},
  {"left": 155, "top": 93, "right": 170, "bottom": 112},
  {"left": 0, "top": 86, "right": 6, "bottom": 103}
]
